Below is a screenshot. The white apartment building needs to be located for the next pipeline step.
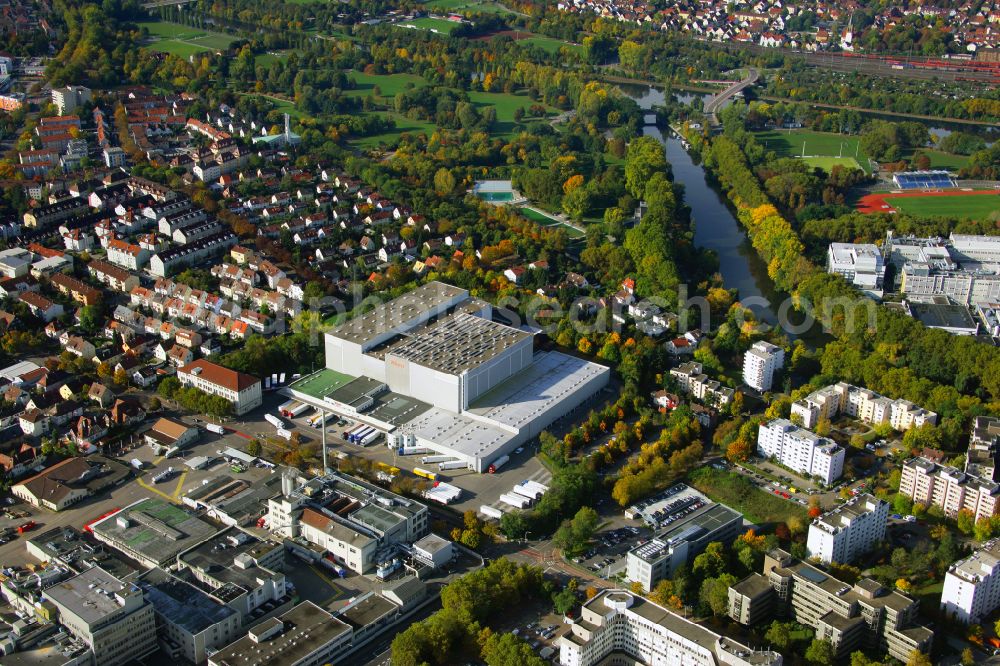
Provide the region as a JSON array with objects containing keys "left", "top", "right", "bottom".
[
  {"left": 559, "top": 589, "right": 782, "bottom": 666},
  {"left": 51, "top": 85, "right": 92, "bottom": 115},
  {"left": 900, "top": 457, "right": 1000, "bottom": 523},
  {"left": 45, "top": 566, "right": 158, "bottom": 666},
  {"left": 670, "top": 361, "right": 734, "bottom": 407},
  {"left": 177, "top": 359, "right": 261, "bottom": 415},
  {"left": 827, "top": 243, "right": 885, "bottom": 289},
  {"left": 806, "top": 494, "right": 889, "bottom": 564},
  {"left": 757, "top": 419, "right": 844, "bottom": 485},
  {"left": 742, "top": 341, "right": 784, "bottom": 392},
  {"left": 941, "top": 538, "right": 1000, "bottom": 623},
  {"left": 107, "top": 238, "right": 150, "bottom": 270},
  {"left": 791, "top": 382, "right": 937, "bottom": 432}
]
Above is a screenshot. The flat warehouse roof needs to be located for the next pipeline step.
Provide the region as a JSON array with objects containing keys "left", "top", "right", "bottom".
[
  {"left": 403, "top": 407, "right": 513, "bottom": 460},
  {"left": 466, "top": 352, "right": 610, "bottom": 431},
  {"left": 288, "top": 368, "right": 355, "bottom": 399},
  {"left": 385, "top": 312, "right": 532, "bottom": 375},
  {"left": 327, "top": 281, "right": 467, "bottom": 346}
]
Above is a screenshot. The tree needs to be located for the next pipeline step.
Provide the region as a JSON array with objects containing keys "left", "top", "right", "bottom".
[
  {"left": 961, "top": 647, "right": 975, "bottom": 666},
  {"left": 553, "top": 506, "right": 599, "bottom": 556},
  {"left": 433, "top": 168, "right": 456, "bottom": 196},
  {"left": 113, "top": 367, "right": 128, "bottom": 387},
  {"left": 905, "top": 651, "right": 932, "bottom": 666},
  {"left": 764, "top": 620, "right": 794, "bottom": 650},
  {"left": 481, "top": 632, "right": 546, "bottom": 666},
  {"left": 624, "top": 136, "right": 668, "bottom": 199},
  {"left": 805, "top": 638, "right": 835, "bottom": 666},
  {"left": 698, "top": 573, "right": 737, "bottom": 616},
  {"left": 692, "top": 542, "right": 727, "bottom": 578},
  {"left": 958, "top": 508, "right": 976, "bottom": 535},
  {"left": 148, "top": 396, "right": 161, "bottom": 411},
  {"left": 552, "top": 586, "right": 577, "bottom": 615},
  {"left": 158, "top": 376, "right": 180, "bottom": 399},
  {"left": 245, "top": 439, "right": 261, "bottom": 457}
]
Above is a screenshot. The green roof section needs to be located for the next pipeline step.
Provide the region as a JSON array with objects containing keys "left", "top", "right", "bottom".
[{"left": 288, "top": 368, "right": 355, "bottom": 399}]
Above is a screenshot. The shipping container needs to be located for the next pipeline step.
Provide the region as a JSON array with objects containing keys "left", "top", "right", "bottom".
[
  {"left": 488, "top": 455, "right": 509, "bottom": 474},
  {"left": 420, "top": 455, "right": 456, "bottom": 465},
  {"left": 480, "top": 505, "right": 504, "bottom": 520},
  {"left": 413, "top": 467, "right": 438, "bottom": 481},
  {"left": 265, "top": 414, "right": 286, "bottom": 429},
  {"left": 397, "top": 446, "right": 429, "bottom": 456},
  {"left": 438, "top": 460, "right": 467, "bottom": 471},
  {"left": 499, "top": 492, "right": 532, "bottom": 509}
]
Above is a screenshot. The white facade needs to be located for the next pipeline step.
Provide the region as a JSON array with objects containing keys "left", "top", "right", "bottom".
[
  {"left": 177, "top": 360, "right": 262, "bottom": 416},
  {"left": 559, "top": 590, "right": 782, "bottom": 666},
  {"left": 806, "top": 494, "right": 889, "bottom": 564},
  {"left": 827, "top": 243, "right": 885, "bottom": 289},
  {"left": 791, "top": 382, "right": 936, "bottom": 432},
  {"left": 941, "top": 539, "right": 1000, "bottom": 623},
  {"left": 757, "top": 419, "right": 844, "bottom": 484},
  {"left": 742, "top": 341, "right": 784, "bottom": 392},
  {"left": 900, "top": 457, "right": 1000, "bottom": 523}
]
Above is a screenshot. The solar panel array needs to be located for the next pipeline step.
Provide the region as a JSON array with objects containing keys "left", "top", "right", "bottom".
[{"left": 893, "top": 171, "right": 956, "bottom": 190}]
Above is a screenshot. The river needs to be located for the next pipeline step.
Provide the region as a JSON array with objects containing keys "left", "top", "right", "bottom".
[{"left": 623, "top": 85, "right": 783, "bottom": 326}]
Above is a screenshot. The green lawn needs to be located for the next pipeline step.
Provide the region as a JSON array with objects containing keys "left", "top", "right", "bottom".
[
  {"left": 688, "top": 467, "right": 807, "bottom": 526},
  {"left": 398, "top": 16, "right": 463, "bottom": 34},
  {"left": 345, "top": 72, "right": 428, "bottom": 98},
  {"left": 256, "top": 51, "right": 293, "bottom": 67},
  {"left": 801, "top": 156, "right": 863, "bottom": 172},
  {"left": 755, "top": 129, "right": 871, "bottom": 173},
  {"left": 518, "top": 206, "right": 586, "bottom": 238},
  {"left": 519, "top": 35, "right": 583, "bottom": 55},
  {"left": 468, "top": 89, "right": 553, "bottom": 138},
  {"left": 921, "top": 149, "right": 970, "bottom": 170},
  {"left": 351, "top": 113, "right": 439, "bottom": 148},
  {"left": 888, "top": 192, "right": 1000, "bottom": 218},
  {"left": 139, "top": 21, "right": 238, "bottom": 56},
  {"left": 425, "top": 0, "right": 519, "bottom": 14}
]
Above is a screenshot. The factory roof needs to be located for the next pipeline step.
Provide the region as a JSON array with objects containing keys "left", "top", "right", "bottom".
[
  {"left": 465, "top": 351, "right": 610, "bottom": 432},
  {"left": 629, "top": 504, "right": 741, "bottom": 563},
  {"left": 91, "top": 498, "right": 217, "bottom": 566},
  {"left": 384, "top": 311, "right": 531, "bottom": 375},
  {"left": 327, "top": 281, "right": 467, "bottom": 347}
]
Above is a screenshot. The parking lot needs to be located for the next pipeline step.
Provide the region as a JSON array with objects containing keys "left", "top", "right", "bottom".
[{"left": 570, "top": 525, "right": 649, "bottom": 579}]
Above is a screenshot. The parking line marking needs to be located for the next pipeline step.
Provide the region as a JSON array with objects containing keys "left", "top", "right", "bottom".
[{"left": 135, "top": 478, "right": 180, "bottom": 504}]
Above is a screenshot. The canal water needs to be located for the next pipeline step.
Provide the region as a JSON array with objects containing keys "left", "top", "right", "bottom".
[{"left": 624, "top": 84, "right": 783, "bottom": 327}]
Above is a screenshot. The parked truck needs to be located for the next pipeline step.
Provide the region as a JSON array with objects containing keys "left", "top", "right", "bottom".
[
  {"left": 307, "top": 412, "right": 326, "bottom": 428},
  {"left": 480, "top": 505, "right": 504, "bottom": 520},
  {"left": 413, "top": 467, "right": 438, "bottom": 481},
  {"left": 499, "top": 492, "right": 532, "bottom": 510},
  {"left": 130, "top": 458, "right": 144, "bottom": 470},
  {"left": 397, "top": 446, "right": 429, "bottom": 456},
  {"left": 358, "top": 430, "right": 382, "bottom": 447},
  {"left": 438, "top": 460, "right": 467, "bottom": 471},
  {"left": 275, "top": 428, "right": 293, "bottom": 441},
  {"left": 487, "top": 455, "right": 509, "bottom": 474},
  {"left": 278, "top": 400, "right": 308, "bottom": 418},
  {"left": 512, "top": 484, "right": 541, "bottom": 501},
  {"left": 265, "top": 414, "right": 285, "bottom": 429},
  {"left": 349, "top": 426, "right": 374, "bottom": 444},
  {"left": 205, "top": 423, "right": 225, "bottom": 435}
]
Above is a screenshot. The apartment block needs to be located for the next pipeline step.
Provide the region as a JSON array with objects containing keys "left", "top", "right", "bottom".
[
  {"left": 728, "top": 550, "right": 933, "bottom": 662},
  {"left": 742, "top": 341, "right": 784, "bottom": 392},
  {"left": 806, "top": 494, "right": 889, "bottom": 564},
  {"left": 791, "top": 382, "right": 936, "bottom": 432},
  {"left": 559, "top": 589, "right": 782, "bottom": 666},
  {"left": 899, "top": 456, "right": 1000, "bottom": 524},
  {"left": 757, "top": 419, "right": 844, "bottom": 485},
  {"left": 45, "top": 566, "right": 158, "bottom": 666},
  {"left": 827, "top": 242, "right": 885, "bottom": 290},
  {"left": 941, "top": 538, "right": 1000, "bottom": 623},
  {"left": 966, "top": 415, "right": 1000, "bottom": 482},
  {"left": 669, "top": 361, "right": 734, "bottom": 407}
]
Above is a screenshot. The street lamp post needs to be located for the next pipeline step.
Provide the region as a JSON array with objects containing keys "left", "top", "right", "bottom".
[{"left": 524, "top": 531, "right": 532, "bottom": 544}]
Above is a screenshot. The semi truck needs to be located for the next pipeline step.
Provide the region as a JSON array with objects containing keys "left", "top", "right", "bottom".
[
  {"left": 420, "top": 455, "right": 456, "bottom": 465},
  {"left": 205, "top": 423, "right": 225, "bottom": 435},
  {"left": 499, "top": 492, "right": 532, "bottom": 509},
  {"left": 438, "top": 460, "right": 467, "bottom": 471},
  {"left": 397, "top": 445, "right": 429, "bottom": 456},
  {"left": 512, "top": 484, "right": 541, "bottom": 501},
  {"left": 480, "top": 505, "right": 504, "bottom": 520},
  {"left": 523, "top": 480, "right": 549, "bottom": 496},
  {"left": 278, "top": 400, "right": 309, "bottom": 418},
  {"left": 487, "top": 455, "right": 509, "bottom": 474},
  {"left": 265, "top": 414, "right": 285, "bottom": 429},
  {"left": 358, "top": 430, "right": 382, "bottom": 447},
  {"left": 307, "top": 412, "right": 326, "bottom": 428},
  {"left": 413, "top": 467, "right": 438, "bottom": 481},
  {"left": 343, "top": 424, "right": 365, "bottom": 439},
  {"left": 349, "top": 426, "right": 375, "bottom": 444}
]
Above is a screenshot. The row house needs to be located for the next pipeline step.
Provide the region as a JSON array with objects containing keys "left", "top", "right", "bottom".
[
  {"left": 107, "top": 238, "right": 150, "bottom": 270},
  {"left": 50, "top": 273, "right": 102, "bottom": 306}
]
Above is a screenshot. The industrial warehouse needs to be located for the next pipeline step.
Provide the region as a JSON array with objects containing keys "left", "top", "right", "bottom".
[{"left": 287, "top": 281, "right": 610, "bottom": 473}]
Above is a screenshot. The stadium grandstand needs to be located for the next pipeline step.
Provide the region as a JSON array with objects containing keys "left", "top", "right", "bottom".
[{"left": 892, "top": 170, "right": 957, "bottom": 190}]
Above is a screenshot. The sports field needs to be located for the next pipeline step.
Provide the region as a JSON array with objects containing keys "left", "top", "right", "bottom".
[
  {"left": 801, "top": 156, "right": 863, "bottom": 172},
  {"left": 857, "top": 190, "right": 1000, "bottom": 218},
  {"left": 398, "top": 17, "right": 463, "bottom": 34},
  {"left": 755, "top": 129, "right": 871, "bottom": 173},
  {"left": 139, "top": 21, "right": 237, "bottom": 56}
]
